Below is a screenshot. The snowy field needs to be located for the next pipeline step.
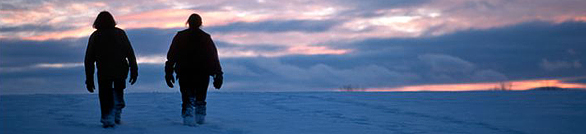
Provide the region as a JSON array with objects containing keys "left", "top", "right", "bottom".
[{"left": 2, "top": 91, "right": 586, "bottom": 134}]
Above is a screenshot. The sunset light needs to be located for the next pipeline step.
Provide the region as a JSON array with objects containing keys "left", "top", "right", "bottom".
[
  {"left": 2, "top": 0, "right": 586, "bottom": 93},
  {"left": 365, "top": 79, "right": 586, "bottom": 92},
  {"left": 2, "top": 0, "right": 586, "bottom": 133}
]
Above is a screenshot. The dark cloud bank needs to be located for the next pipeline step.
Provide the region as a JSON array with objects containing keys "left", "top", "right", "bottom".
[{"left": 1, "top": 21, "right": 585, "bottom": 94}]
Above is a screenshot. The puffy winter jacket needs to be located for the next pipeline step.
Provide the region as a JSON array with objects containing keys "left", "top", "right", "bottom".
[
  {"left": 85, "top": 27, "right": 138, "bottom": 80},
  {"left": 165, "top": 28, "right": 222, "bottom": 78}
]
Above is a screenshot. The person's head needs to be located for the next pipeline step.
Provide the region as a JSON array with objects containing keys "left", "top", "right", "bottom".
[
  {"left": 186, "top": 13, "right": 202, "bottom": 29},
  {"left": 93, "top": 11, "right": 116, "bottom": 29}
]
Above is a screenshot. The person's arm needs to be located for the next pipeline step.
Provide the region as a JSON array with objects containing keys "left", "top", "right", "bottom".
[
  {"left": 165, "top": 33, "right": 180, "bottom": 88},
  {"left": 84, "top": 33, "right": 96, "bottom": 93},
  {"left": 208, "top": 36, "right": 222, "bottom": 75},
  {"left": 122, "top": 30, "right": 138, "bottom": 85},
  {"left": 208, "top": 36, "right": 223, "bottom": 89}
]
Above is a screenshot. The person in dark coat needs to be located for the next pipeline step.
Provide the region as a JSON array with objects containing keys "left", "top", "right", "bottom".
[
  {"left": 84, "top": 11, "right": 138, "bottom": 128},
  {"left": 165, "top": 13, "right": 223, "bottom": 126}
]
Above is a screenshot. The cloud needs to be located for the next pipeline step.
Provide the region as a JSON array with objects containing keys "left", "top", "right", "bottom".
[
  {"left": 418, "top": 54, "right": 475, "bottom": 73},
  {"left": 230, "top": 58, "right": 419, "bottom": 90},
  {"left": 540, "top": 59, "right": 582, "bottom": 71},
  {"left": 333, "top": 0, "right": 430, "bottom": 15},
  {"left": 206, "top": 19, "right": 340, "bottom": 33},
  {"left": 338, "top": 21, "right": 586, "bottom": 79},
  {"left": 0, "top": 3, "right": 28, "bottom": 11},
  {"left": 0, "top": 38, "right": 87, "bottom": 68},
  {"left": 124, "top": 28, "right": 352, "bottom": 58},
  {"left": 3, "top": 0, "right": 586, "bottom": 44},
  {"left": 0, "top": 24, "right": 74, "bottom": 32},
  {"left": 415, "top": 54, "right": 510, "bottom": 83},
  {"left": 471, "top": 70, "right": 508, "bottom": 82},
  {"left": 415, "top": 54, "right": 509, "bottom": 83}
]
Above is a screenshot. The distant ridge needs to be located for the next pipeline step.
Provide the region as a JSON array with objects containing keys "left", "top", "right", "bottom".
[{"left": 528, "top": 86, "right": 586, "bottom": 91}]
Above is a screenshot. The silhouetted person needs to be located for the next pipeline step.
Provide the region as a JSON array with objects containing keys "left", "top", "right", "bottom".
[
  {"left": 165, "top": 13, "right": 223, "bottom": 126},
  {"left": 84, "top": 11, "right": 138, "bottom": 128}
]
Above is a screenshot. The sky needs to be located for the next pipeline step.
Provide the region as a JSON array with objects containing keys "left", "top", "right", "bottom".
[{"left": 1, "top": 0, "right": 586, "bottom": 94}]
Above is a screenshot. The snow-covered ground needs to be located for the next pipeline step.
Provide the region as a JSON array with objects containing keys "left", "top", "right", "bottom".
[{"left": 2, "top": 91, "right": 586, "bottom": 134}]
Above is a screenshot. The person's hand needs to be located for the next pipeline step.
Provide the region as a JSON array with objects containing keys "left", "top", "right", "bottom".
[
  {"left": 129, "top": 71, "right": 138, "bottom": 85},
  {"left": 165, "top": 74, "right": 175, "bottom": 88},
  {"left": 213, "top": 74, "right": 223, "bottom": 89},
  {"left": 86, "top": 80, "right": 95, "bottom": 93},
  {"left": 164, "top": 61, "right": 175, "bottom": 88}
]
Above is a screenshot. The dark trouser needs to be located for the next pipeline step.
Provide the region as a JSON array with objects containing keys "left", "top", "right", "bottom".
[
  {"left": 179, "top": 74, "right": 209, "bottom": 117},
  {"left": 98, "top": 77, "right": 126, "bottom": 124}
]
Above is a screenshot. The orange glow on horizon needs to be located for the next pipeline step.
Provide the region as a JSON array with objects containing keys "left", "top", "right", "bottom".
[{"left": 364, "top": 79, "right": 586, "bottom": 92}]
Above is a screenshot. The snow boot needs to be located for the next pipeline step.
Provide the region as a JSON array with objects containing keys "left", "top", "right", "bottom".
[
  {"left": 182, "top": 98, "right": 196, "bottom": 126},
  {"left": 114, "top": 111, "right": 121, "bottom": 124},
  {"left": 101, "top": 109, "right": 116, "bottom": 128},
  {"left": 182, "top": 106, "right": 195, "bottom": 126},
  {"left": 114, "top": 96, "right": 125, "bottom": 124},
  {"left": 194, "top": 101, "right": 207, "bottom": 124}
]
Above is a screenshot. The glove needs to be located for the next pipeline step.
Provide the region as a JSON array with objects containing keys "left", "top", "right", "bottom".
[
  {"left": 86, "top": 80, "right": 95, "bottom": 93},
  {"left": 213, "top": 73, "right": 223, "bottom": 89},
  {"left": 165, "top": 74, "right": 175, "bottom": 88},
  {"left": 129, "top": 70, "right": 138, "bottom": 85},
  {"left": 164, "top": 61, "right": 175, "bottom": 88}
]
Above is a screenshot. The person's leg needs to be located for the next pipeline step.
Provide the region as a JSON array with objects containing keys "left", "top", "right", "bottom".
[
  {"left": 194, "top": 75, "right": 210, "bottom": 102},
  {"left": 194, "top": 75, "right": 210, "bottom": 124},
  {"left": 179, "top": 77, "right": 196, "bottom": 126},
  {"left": 113, "top": 78, "right": 126, "bottom": 124},
  {"left": 98, "top": 78, "right": 115, "bottom": 127}
]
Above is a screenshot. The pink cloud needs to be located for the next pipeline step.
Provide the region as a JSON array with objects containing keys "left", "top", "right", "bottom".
[
  {"left": 218, "top": 45, "right": 351, "bottom": 57},
  {"left": 21, "top": 27, "right": 94, "bottom": 41},
  {"left": 286, "top": 45, "right": 350, "bottom": 55}
]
